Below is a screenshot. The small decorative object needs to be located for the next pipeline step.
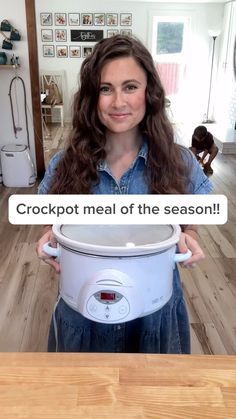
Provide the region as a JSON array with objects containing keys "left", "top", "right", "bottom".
[
  {"left": 94, "top": 14, "right": 105, "bottom": 26},
  {"left": 56, "top": 45, "right": 68, "bottom": 58},
  {"left": 40, "top": 13, "right": 52, "bottom": 26},
  {"left": 55, "top": 29, "right": 67, "bottom": 42},
  {"left": 41, "top": 29, "right": 53, "bottom": 42},
  {"left": 69, "top": 45, "right": 81, "bottom": 58},
  {"left": 0, "top": 51, "right": 7, "bottom": 65},
  {"left": 120, "top": 29, "right": 132, "bottom": 36},
  {"left": 0, "top": 30, "right": 13, "bottom": 49},
  {"left": 82, "top": 46, "right": 93, "bottom": 58},
  {"left": 81, "top": 14, "right": 93, "bottom": 26},
  {"left": 120, "top": 13, "right": 132, "bottom": 26},
  {"left": 107, "top": 30, "right": 119, "bottom": 38},
  {"left": 0, "top": 19, "right": 12, "bottom": 31},
  {"left": 106, "top": 13, "right": 118, "bottom": 26},
  {"left": 2, "top": 38, "right": 13, "bottom": 50},
  {"left": 10, "top": 28, "right": 21, "bottom": 41},
  {"left": 43, "top": 45, "right": 55, "bottom": 57},
  {"left": 55, "top": 13, "right": 67, "bottom": 26},
  {"left": 68, "top": 13, "right": 80, "bottom": 26},
  {"left": 10, "top": 53, "right": 17, "bottom": 64}
]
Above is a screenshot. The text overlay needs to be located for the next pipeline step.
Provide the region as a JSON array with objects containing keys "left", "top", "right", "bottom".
[{"left": 8, "top": 194, "right": 228, "bottom": 225}]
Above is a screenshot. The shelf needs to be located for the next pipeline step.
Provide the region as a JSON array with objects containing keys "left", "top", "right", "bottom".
[{"left": 0, "top": 64, "right": 20, "bottom": 69}]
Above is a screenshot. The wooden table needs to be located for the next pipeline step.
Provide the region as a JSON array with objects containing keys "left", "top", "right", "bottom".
[{"left": 0, "top": 353, "right": 236, "bottom": 418}]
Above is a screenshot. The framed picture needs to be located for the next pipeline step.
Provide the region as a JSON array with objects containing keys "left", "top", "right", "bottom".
[
  {"left": 82, "top": 46, "right": 93, "bottom": 58},
  {"left": 69, "top": 45, "right": 81, "bottom": 58},
  {"left": 56, "top": 45, "right": 68, "bottom": 58},
  {"left": 41, "top": 29, "right": 53, "bottom": 42},
  {"left": 55, "top": 29, "right": 67, "bottom": 42},
  {"left": 120, "top": 13, "right": 132, "bottom": 26},
  {"left": 120, "top": 29, "right": 132, "bottom": 36},
  {"left": 68, "top": 13, "right": 80, "bottom": 26},
  {"left": 107, "top": 29, "right": 119, "bottom": 38},
  {"left": 94, "top": 13, "right": 105, "bottom": 26},
  {"left": 43, "top": 45, "right": 54, "bottom": 57},
  {"left": 40, "top": 13, "right": 52, "bottom": 26},
  {"left": 106, "top": 13, "right": 118, "bottom": 26},
  {"left": 81, "top": 14, "right": 93, "bottom": 26},
  {"left": 55, "top": 13, "right": 67, "bottom": 26}
]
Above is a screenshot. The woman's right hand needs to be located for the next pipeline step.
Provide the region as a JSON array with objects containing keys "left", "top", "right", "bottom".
[{"left": 36, "top": 228, "right": 60, "bottom": 273}]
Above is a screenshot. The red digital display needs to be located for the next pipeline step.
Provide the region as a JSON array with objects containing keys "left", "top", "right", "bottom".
[{"left": 100, "top": 292, "right": 116, "bottom": 301}]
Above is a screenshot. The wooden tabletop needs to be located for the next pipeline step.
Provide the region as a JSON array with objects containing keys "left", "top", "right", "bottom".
[{"left": 0, "top": 353, "right": 236, "bottom": 418}]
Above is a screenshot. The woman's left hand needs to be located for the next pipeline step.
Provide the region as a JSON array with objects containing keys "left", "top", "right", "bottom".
[{"left": 178, "top": 232, "right": 205, "bottom": 268}]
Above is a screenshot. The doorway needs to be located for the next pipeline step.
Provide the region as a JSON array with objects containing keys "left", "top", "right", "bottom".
[{"left": 25, "top": 0, "right": 45, "bottom": 176}]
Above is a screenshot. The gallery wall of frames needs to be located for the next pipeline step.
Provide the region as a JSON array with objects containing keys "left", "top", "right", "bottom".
[{"left": 40, "top": 12, "right": 133, "bottom": 59}]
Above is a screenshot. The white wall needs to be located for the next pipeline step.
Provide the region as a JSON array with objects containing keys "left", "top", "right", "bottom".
[
  {"left": 35, "top": 0, "right": 148, "bottom": 123},
  {"left": 35, "top": 0, "right": 223, "bottom": 123},
  {"left": 0, "top": 1, "right": 36, "bottom": 164},
  {"left": 0, "top": 0, "right": 226, "bottom": 166},
  {"left": 215, "top": 1, "right": 236, "bottom": 134}
]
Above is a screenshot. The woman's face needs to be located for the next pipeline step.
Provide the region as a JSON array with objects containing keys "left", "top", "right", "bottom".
[{"left": 97, "top": 57, "right": 147, "bottom": 135}]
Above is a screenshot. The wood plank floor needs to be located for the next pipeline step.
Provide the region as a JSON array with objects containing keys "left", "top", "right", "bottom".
[{"left": 0, "top": 123, "right": 235, "bottom": 353}]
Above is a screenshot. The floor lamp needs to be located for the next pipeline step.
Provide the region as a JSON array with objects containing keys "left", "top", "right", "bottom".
[{"left": 203, "top": 29, "right": 221, "bottom": 123}]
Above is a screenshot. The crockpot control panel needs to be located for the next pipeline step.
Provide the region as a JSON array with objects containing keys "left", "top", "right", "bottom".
[
  {"left": 77, "top": 269, "right": 143, "bottom": 324},
  {"left": 86, "top": 290, "right": 130, "bottom": 322}
]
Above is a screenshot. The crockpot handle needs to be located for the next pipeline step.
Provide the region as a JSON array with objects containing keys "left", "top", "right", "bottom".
[
  {"left": 174, "top": 249, "right": 192, "bottom": 263},
  {"left": 43, "top": 242, "right": 60, "bottom": 258}
]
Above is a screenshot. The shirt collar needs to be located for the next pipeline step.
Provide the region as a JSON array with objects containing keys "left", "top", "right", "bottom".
[{"left": 97, "top": 137, "right": 148, "bottom": 171}]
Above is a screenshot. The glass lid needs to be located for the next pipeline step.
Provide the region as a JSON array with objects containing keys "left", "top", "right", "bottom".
[{"left": 60, "top": 224, "right": 174, "bottom": 247}]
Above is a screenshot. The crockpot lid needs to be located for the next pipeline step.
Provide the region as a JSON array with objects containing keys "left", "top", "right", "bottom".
[{"left": 60, "top": 224, "right": 174, "bottom": 247}]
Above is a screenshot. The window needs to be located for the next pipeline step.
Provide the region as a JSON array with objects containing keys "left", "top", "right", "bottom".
[
  {"left": 152, "top": 16, "right": 190, "bottom": 104},
  {"left": 156, "top": 22, "right": 184, "bottom": 55}
]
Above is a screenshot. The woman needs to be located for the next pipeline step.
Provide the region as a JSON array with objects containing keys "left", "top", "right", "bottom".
[{"left": 37, "top": 35, "right": 213, "bottom": 353}]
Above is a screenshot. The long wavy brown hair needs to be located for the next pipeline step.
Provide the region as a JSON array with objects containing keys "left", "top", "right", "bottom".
[{"left": 49, "top": 35, "right": 190, "bottom": 194}]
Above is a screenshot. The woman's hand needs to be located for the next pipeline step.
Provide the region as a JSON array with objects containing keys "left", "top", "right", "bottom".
[
  {"left": 178, "top": 231, "right": 205, "bottom": 268},
  {"left": 36, "top": 227, "right": 60, "bottom": 273}
]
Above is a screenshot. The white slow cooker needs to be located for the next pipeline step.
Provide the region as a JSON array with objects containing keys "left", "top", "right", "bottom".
[{"left": 43, "top": 224, "right": 191, "bottom": 324}]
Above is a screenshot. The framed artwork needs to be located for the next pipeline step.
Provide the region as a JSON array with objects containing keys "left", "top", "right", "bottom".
[
  {"left": 82, "top": 46, "right": 93, "bottom": 58},
  {"left": 120, "top": 13, "right": 132, "bottom": 26},
  {"left": 55, "top": 13, "right": 67, "bottom": 26},
  {"left": 55, "top": 29, "right": 67, "bottom": 42},
  {"left": 68, "top": 13, "right": 80, "bottom": 26},
  {"left": 40, "top": 13, "right": 52, "bottom": 26},
  {"left": 41, "top": 29, "right": 53, "bottom": 42},
  {"left": 69, "top": 45, "right": 81, "bottom": 58},
  {"left": 81, "top": 13, "right": 93, "bottom": 26},
  {"left": 94, "top": 13, "right": 105, "bottom": 26},
  {"left": 107, "top": 29, "right": 119, "bottom": 38},
  {"left": 106, "top": 13, "right": 118, "bottom": 26},
  {"left": 120, "top": 29, "right": 132, "bottom": 36},
  {"left": 56, "top": 45, "right": 68, "bottom": 58},
  {"left": 43, "top": 45, "right": 54, "bottom": 57}
]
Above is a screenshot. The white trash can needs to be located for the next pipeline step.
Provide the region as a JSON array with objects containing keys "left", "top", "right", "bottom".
[{"left": 0, "top": 144, "right": 36, "bottom": 187}]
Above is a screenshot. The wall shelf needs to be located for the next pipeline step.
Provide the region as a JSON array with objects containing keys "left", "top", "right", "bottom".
[{"left": 0, "top": 64, "right": 20, "bottom": 69}]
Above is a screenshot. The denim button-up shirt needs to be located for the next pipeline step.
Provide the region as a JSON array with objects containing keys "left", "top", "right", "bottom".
[{"left": 38, "top": 141, "right": 213, "bottom": 195}]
